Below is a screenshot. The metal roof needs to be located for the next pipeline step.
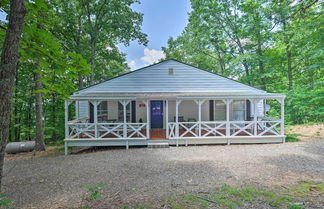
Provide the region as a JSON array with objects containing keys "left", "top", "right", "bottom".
[{"left": 71, "top": 60, "right": 284, "bottom": 98}]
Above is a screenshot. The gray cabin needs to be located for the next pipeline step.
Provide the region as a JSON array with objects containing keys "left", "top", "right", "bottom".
[{"left": 64, "top": 60, "right": 285, "bottom": 154}]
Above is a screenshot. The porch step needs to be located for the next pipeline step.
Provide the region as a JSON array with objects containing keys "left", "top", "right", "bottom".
[{"left": 147, "top": 142, "right": 169, "bottom": 149}]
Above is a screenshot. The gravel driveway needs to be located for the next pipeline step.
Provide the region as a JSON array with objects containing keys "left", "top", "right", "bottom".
[{"left": 3, "top": 141, "right": 324, "bottom": 209}]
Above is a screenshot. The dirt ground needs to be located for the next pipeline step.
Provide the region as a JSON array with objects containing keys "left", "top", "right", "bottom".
[
  {"left": 286, "top": 123, "right": 324, "bottom": 142},
  {"left": 2, "top": 139, "right": 323, "bottom": 209}
]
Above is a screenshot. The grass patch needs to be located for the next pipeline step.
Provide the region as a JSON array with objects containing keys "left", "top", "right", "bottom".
[
  {"left": 80, "top": 183, "right": 107, "bottom": 209},
  {"left": 0, "top": 194, "right": 12, "bottom": 207},
  {"left": 288, "top": 181, "right": 324, "bottom": 196},
  {"left": 83, "top": 183, "right": 107, "bottom": 200},
  {"left": 123, "top": 181, "right": 324, "bottom": 209},
  {"left": 211, "top": 185, "right": 293, "bottom": 208},
  {"left": 285, "top": 134, "right": 301, "bottom": 142}
]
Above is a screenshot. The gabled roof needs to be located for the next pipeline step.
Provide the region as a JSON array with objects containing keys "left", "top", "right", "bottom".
[{"left": 72, "top": 59, "right": 281, "bottom": 98}]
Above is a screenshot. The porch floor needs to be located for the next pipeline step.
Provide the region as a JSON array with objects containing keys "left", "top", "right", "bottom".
[{"left": 150, "top": 129, "right": 166, "bottom": 140}]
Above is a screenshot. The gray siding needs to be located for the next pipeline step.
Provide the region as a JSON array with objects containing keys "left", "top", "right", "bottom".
[
  {"left": 75, "top": 60, "right": 265, "bottom": 96},
  {"left": 78, "top": 101, "right": 89, "bottom": 119}
]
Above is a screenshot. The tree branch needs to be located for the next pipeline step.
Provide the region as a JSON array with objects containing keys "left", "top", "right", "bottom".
[
  {"left": 283, "top": 0, "right": 320, "bottom": 21},
  {"left": 0, "top": 24, "right": 6, "bottom": 30}
]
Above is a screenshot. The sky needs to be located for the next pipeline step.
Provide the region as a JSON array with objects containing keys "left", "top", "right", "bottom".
[
  {"left": 0, "top": 0, "right": 191, "bottom": 70},
  {"left": 121, "top": 0, "right": 191, "bottom": 70}
]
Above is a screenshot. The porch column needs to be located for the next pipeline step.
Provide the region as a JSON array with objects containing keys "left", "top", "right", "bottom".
[
  {"left": 253, "top": 99, "right": 259, "bottom": 136},
  {"left": 64, "top": 100, "right": 69, "bottom": 155},
  {"left": 93, "top": 101, "right": 98, "bottom": 138},
  {"left": 121, "top": 100, "right": 130, "bottom": 139},
  {"left": 175, "top": 100, "right": 182, "bottom": 138},
  {"left": 75, "top": 101, "right": 79, "bottom": 119},
  {"left": 166, "top": 100, "right": 169, "bottom": 139},
  {"left": 223, "top": 99, "right": 232, "bottom": 138},
  {"left": 280, "top": 98, "right": 285, "bottom": 138},
  {"left": 195, "top": 99, "right": 205, "bottom": 137},
  {"left": 146, "top": 100, "right": 150, "bottom": 139},
  {"left": 64, "top": 100, "right": 69, "bottom": 139}
]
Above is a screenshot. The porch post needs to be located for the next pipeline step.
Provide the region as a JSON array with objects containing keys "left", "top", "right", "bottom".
[
  {"left": 121, "top": 100, "right": 130, "bottom": 139},
  {"left": 222, "top": 99, "right": 232, "bottom": 145},
  {"left": 195, "top": 99, "right": 205, "bottom": 137},
  {"left": 198, "top": 100, "right": 202, "bottom": 137},
  {"left": 93, "top": 101, "right": 98, "bottom": 138},
  {"left": 253, "top": 99, "right": 258, "bottom": 136},
  {"left": 146, "top": 100, "right": 150, "bottom": 139},
  {"left": 75, "top": 101, "right": 79, "bottom": 119},
  {"left": 166, "top": 100, "right": 169, "bottom": 139},
  {"left": 175, "top": 100, "right": 182, "bottom": 138},
  {"left": 280, "top": 98, "right": 285, "bottom": 138},
  {"left": 64, "top": 100, "right": 69, "bottom": 139},
  {"left": 224, "top": 99, "right": 232, "bottom": 137}
]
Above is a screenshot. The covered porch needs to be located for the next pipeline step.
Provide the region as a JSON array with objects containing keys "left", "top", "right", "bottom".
[{"left": 64, "top": 94, "right": 285, "bottom": 154}]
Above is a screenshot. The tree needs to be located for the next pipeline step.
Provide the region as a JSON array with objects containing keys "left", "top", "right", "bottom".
[
  {"left": 19, "top": 0, "right": 90, "bottom": 150},
  {"left": 163, "top": 0, "right": 323, "bottom": 124},
  {"left": 0, "top": 0, "right": 26, "bottom": 190}
]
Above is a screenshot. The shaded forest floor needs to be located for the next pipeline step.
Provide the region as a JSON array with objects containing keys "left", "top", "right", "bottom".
[{"left": 2, "top": 124, "right": 323, "bottom": 209}]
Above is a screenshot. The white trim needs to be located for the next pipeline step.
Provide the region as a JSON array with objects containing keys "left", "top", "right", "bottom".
[
  {"left": 178, "top": 94, "right": 285, "bottom": 100},
  {"left": 280, "top": 98, "right": 285, "bottom": 140},
  {"left": 93, "top": 101, "right": 98, "bottom": 138},
  {"left": 166, "top": 100, "right": 169, "bottom": 139},
  {"left": 65, "top": 101, "right": 69, "bottom": 139}
]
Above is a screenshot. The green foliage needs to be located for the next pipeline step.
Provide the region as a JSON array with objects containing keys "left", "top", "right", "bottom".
[
  {"left": 123, "top": 183, "right": 324, "bottom": 208},
  {"left": 0, "top": 194, "right": 12, "bottom": 207},
  {"left": 1, "top": 0, "right": 147, "bottom": 143},
  {"left": 285, "top": 134, "right": 301, "bottom": 142},
  {"left": 163, "top": 0, "right": 323, "bottom": 125},
  {"left": 288, "top": 181, "right": 324, "bottom": 196},
  {"left": 83, "top": 183, "right": 107, "bottom": 200}
]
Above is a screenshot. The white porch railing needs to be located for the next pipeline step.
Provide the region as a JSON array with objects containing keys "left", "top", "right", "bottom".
[
  {"left": 67, "top": 122, "right": 148, "bottom": 140},
  {"left": 126, "top": 123, "right": 147, "bottom": 139},
  {"left": 168, "top": 119, "right": 282, "bottom": 139}
]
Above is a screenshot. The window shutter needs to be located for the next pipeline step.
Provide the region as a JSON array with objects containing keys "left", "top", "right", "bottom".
[
  {"left": 209, "top": 100, "right": 214, "bottom": 121},
  {"left": 131, "top": 101, "right": 136, "bottom": 122},
  {"left": 246, "top": 100, "right": 251, "bottom": 121},
  {"left": 89, "top": 102, "right": 94, "bottom": 123}
]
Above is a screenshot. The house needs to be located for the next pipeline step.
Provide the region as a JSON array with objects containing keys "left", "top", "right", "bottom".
[{"left": 64, "top": 59, "right": 285, "bottom": 155}]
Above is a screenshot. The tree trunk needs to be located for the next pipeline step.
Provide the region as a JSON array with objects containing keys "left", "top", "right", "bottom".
[
  {"left": 286, "top": 46, "right": 293, "bottom": 91},
  {"left": 13, "top": 68, "right": 19, "bottom": 141},
  {"left": 242, "top": 61, "right": 250, "bottom": 84},
  {"left": 217, "top": 52, "right": 225, "bottom": 75},
  {"left": 76, "top": 17, "right": 84, "bottom": 89},
  {"left": 51, "top": 94, "right": 56, "bottom": 140},
  {"left": 27, "top": 96, "right": 33, "bottom": 141},
  {"left": 283, "top": 20, "right": 293, "bottom": 91},
  {"left": 89, "top": 37, "right": 97, "bottom": 85},
  {"left": 257, "top": 32, "right": 266, "bottom": 90},
  {"left": 34, "top": 72, "right": 45, "bottom": 151},
  {"left": 0, "top": 0, "right": 26, "bottom": 191}
]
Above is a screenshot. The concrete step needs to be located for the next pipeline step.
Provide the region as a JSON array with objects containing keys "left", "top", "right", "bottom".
[{"left": 147, "top": 142, "right": 169, "bottom": 148}]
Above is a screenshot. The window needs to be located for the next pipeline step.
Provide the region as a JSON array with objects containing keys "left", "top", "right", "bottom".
[
  {"left": 231, "top": 100, "right": 246, "bottom": 121},
  {"left": 89, "top": 101, "right": 108, "bottom": 123},
  {"left": 98, "top": 101, "right": 108, "bottom": 116},
  {"left": 214, "top": 100, "right": 226, "bottom": 121},
  {"left": 118, "top": 102, "right": 131, "bottom": 122},
  {"left": 97, "top": 101, "right": 108, "bottom": 122}
]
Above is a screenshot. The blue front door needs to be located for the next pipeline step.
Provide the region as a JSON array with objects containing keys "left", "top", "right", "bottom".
[{"left": 151, "top": 100, "right": 163, "bottom": 128}]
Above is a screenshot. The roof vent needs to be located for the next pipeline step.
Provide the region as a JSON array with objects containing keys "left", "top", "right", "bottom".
[{"left": 168, "top": 67, "right": 174, "bottom": 75}]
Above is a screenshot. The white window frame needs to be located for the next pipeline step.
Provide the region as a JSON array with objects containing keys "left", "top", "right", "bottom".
[{"left": 231, "top": 100, "right": 246, "bottom": 121}]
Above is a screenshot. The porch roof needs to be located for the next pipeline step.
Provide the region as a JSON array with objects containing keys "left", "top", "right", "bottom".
[{"left": 70, "top": 60, "right": 284, "bottom": 99}]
